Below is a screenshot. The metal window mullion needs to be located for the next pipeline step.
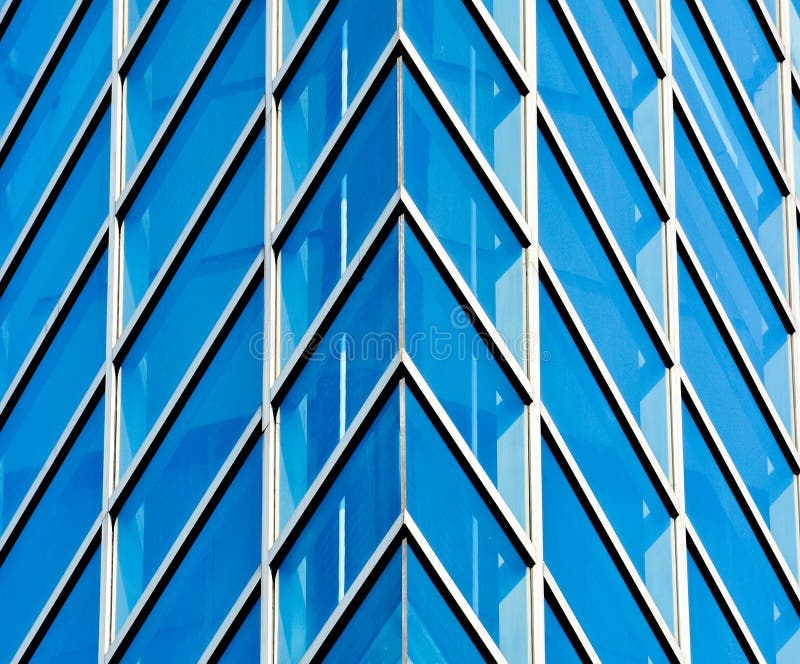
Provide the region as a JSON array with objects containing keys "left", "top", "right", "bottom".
[
  {"left": 0, "top": 0, "right": 91, "bottom": 164},
  {"left": 539, "top": 250, "right": 680, "bottom": 516},
  {"left": 542, "top": 566, "right": 602, "bottom": 664},
  {"left": 115, "top": 0, "right": 252, "bottom": 217},
  {"left": 546, "top": 0, "right": 670, "bottom": 220},
  {"left": 105, "top": 409, "right": 261, "bottom": 663},
  {"left": 116, "top": 0, "right": 167, "bottom": 75},
  {"left": 0, "top": 0, "right": 21, "bottom": 37},
  {"left": 537, "top": 98, "right": 675, "bottom": 367},
  {"left": 541, "top": 407, "right": 683, "bottom": 664},
  {"left": 11, "top": 514, "right": 103, "bottom": 664},
  {"left": 112, "top": 100, "right": 266, "bottom": 362},
  {"left": 680, "top": 373, "right": 800, "bottom": 612},
  {"left": 673, "top": 84, "right": 796, "bottom": 330},
  {"left": 0, "top": 220, "right": 108, "bottom": 426},
  {"left": 750, "top": 0, "right": 788, "bottom": 60},
  {"left": 618, "top": 0, "right": 667, "bottom": 75}
]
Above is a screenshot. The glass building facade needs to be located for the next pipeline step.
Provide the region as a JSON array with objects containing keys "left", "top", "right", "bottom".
[{"left": 3, "top": 0, "right": 800, "bottom": 661}]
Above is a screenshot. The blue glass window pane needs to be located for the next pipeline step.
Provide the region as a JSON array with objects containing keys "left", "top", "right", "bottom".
[
  {"left": 0, "top": 398, "right": 103, "bottom": 664},
  {"left": 675, "top": 116, "right": 791, "bottom": 429},
  {"left": 0, "top": 0, "right": 111, "bottom": 266},
  {"left": 0, "top": 254, "right": 106, "bottom": 531},
  {"left": 278, "top": 229, "right": 398, "bottom": 525},
  {"left": 405, "top": 228, "right": 526, "bottom": 525},
  {"left": 545, "top": 600, "right": 583, "bottom": 664},
  {"left": 682, "top": 405, "right": 800, "bottom": 662},
  {"left": 404, "top": 0, "right": 522, "bottom": 206},
  {"left": 119, "top": 137, "right": 263, "bottom": 471},
  {"left": 281, "top": 0, "right": 321, "bottom": 59},
  {"left": 0, "top": 0, "right": 74, "bottom": 130},
  {"left": 406, "top": 549, "right": 486, "bottom": 663},
  {"left": 672, "top": 0, "right": 785, "bottom": 290},
  {"left": 542, "top": 442, "right": 670, "bottom": 664},
  {"left": 277, "top": 393, "right": 400, "bottom": 662},
  {"left": 792, "top": 1, "right": 800, "bottom": 73},
  {"left": 678, "top": 258, "right": 797, "bottom": 572},
  {"left": 121, "top": 1, "right": 264, "bottom": 321},
  {"left": 794, "top": 93, "right": 800, "bottom": 197},
  {"left": 127, "top": 0, "right": 153, "bottom": 37},
  {"left": 635, "top": 0, "right": 658, "bottom": 38},
  {"left": 279, "top": 71, "right": 398, "bottom": 362},
  {"left": 0, "top": 111, "right": 109, "bottom": 392},
  {"left": 702, "top": 0, "right": 780, "bottom": 151},
  {"left": 539, "top": 284, "right": 674, "bottom": 627},
  {"left": 686, "top": 550, "right": 748, "bottom": 664},
  {"left": 406, "top": 389, "right": 528, "bottom": 663},
  {"left": 565, "top": 0, "right": 660, "bottom": 179},
  {"left": 280, "top": 0, "right": 395, "bottom": 208},
  {"left": 124, "top": 0, "right": 232, "bottom": 178},
  {"left": 115, "top": 284, "right": 263, "bottom": 630},
  {"left": 404, "top": 70, "right": 524, "bottom": 358},
  {"left": 539, "top": 133, "right": 669, "bottom": 473},
  {"left": 219, "top": 600, "right": 261, "bottom": 662},
  {"left": 29, "top": 548, "right": 100, "bottom": 664},
  {"left": 120, "top": 440, "right": 262, "bottom": 663},
  {"left": 322, "top": 550, "right": 402, "bottom": 663},
  {"left": 537, "top": 0, "right": 665, "bottom": 323}
]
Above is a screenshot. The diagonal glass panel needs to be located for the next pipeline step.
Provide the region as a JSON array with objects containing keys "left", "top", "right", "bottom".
[
  {"left": 114, "top": 283, "right": 263, "bottom": 631},
  {"left": 218, "top": 599, "right": 261, "bottom": 662},
  {"left": 119, "top": 135, "right": 263, "bottom": 472},
  {"left": 0, "top": 0, "right": 111, "bottom": 267},
  {"left": 545, "top": 599, "right": 584, "bottom": 664},
  {"left": 127, "top": 0, "right": 154, "bottom": 38}
]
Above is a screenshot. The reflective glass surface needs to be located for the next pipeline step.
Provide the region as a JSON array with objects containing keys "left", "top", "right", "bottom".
[
  {"left": 540, "top": 133, "right": 669, "bottom": 473},
  {"left": 0, "top": 254, "right": 106, "bottom": 531},
  {"left": 127, "top": 0, "right": 153, "bottom": 37},
  {"left": 679, "top": 258, "right": 797, "bottom": 571},
  {"left": 120, "top": 440, "right": 261, "bottom": 663},
  {"left": 538, "top": 0, "right": 665, "bottom": 323},
  {"left": 792, "top": 1, "right": 800, "bottom": 73},
  {"left": 794, "top": 93, "right": 800, "bottom": 198},
  {"left": 683, "top": 405, "right": 800, "bottom": 662},
  {"left": 119, "top": 138, "right": 263, "bottom": 471},
  {"left": 219, "top": 600, "right": 261, "bottom": 662},
  {"left": 0, "top": 0, "right": 111, "bottom": 266},
  {"left": 672, "top": 0, "right": 785, "bottom": 290},
  {"left": 115, "top": 285, "right": 263, "bottom": 630},
  {"left": 124, "top": 0, "right": 231, "bottom": 178},
  {"left": 545, "top": 600, "right": 584, "bottom": 664},
  {"left": 0, "top": 111, "right": 109, "bottom": 392},
  {"left": 540, "top": 284, "right": 674, "bottom": 627},
  {"left": 0, "top": 397, "right": 103, "bottom": 664},
  {"left": 121, "top": 1, "right": 264, "bottom": 321}
]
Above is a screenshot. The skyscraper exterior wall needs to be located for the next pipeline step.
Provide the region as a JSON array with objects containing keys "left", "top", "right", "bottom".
[{"left": 2, "top": 0, "right": 800, "bottom": 661}]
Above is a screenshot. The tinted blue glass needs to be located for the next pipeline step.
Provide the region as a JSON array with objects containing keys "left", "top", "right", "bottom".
[
  {"left": 0, "top": 0, "right": 111, "bottom": 266},
  {"left": 687, "top": 550, "right": 748, "bottom": 664},
  {"left": 539, "top": 284, "right": 674, "bottom": 627},
  {"left": 0, "top": 398, "right": 103, "bottom": 664},
  {"left": 539, "top": 134, "right": 669, "bottom": 473},
  {"left": 545, "top": 600, "right": 583, "bottom": 664},
  {"left": 277, "top": 393, "right": 400, "bottom": 662},
  {"left": 124, "top": 0, "right": 231, "bottom": 178},
  {"left": 566, "top": 0, "right": 660, "bottom": 179},
  {"left": 404, "top": 70, "right": 524, "bottom": 359},
  {"left": 404, "top": 0, "right": 522, "bottom": 206},
  {"left": 678, "top": 258, "right": 797, "bottom": 572},
  {"left": 322, "top": 550, "right": 402, "bottom": 663},
  {"left": 683, "top": 406, "right": 800, "bottom": 662},
  {"left": 406, "top": 389, "right": 528, "bottom": 663},
  {"left": 127, "top": 0, "right": 153, "bottom": 37},
  {"left": 794, "top": 94, "right": 800, "bottom": 197},
  {"left": 792, "top": 1, "right": 800, "bottom": 73},
  {"left": 0, "top": 0, "right": 74, "bottom": 130},
  {"left": 702, "top": 0, "right": 780, "bottom": 151},
  {"left": 119, "top": 138, "right": 263, "bottom": 471},
  {"left": 120, "top": 440, "right": 261, "bottom": 663},
  {"left": 0, "top": 254, "right": 106, "bottom": 531},
  {"left": 672, "top": 0, "right": 785, "bottom": 290},
  {"left": 675, "top": 116, "right": 791, "bottom": 429},
  {"left": 219, "top": 600, "right": 261, "bottom": 663},
  {"left": 405, "top": 228, "right": 526, "bottom": 525},
  {"left": 542, "top": 442, "right": 670, "bottom": 664},
  {"left": 278, "top": 229, "right": 398, "bottom": 525},
  {"left": 115, "top": 285, "right": 263, "bottom": 630},
  {"left": 121, "top": 0, "right": 264, "bottom": 321},
  {"left": 0, "top": 111, "right": 109, "bottom": 392},
  {"left": 281, "top": 0, "right": 321, "bottom": 59},
  {"left": 280, "top": 71, "right": 398, "bottom": 362},
  {"left": 636, "top": 0, "right": 658, "bottom": 38},
  {"left": 407, "top": 549, "right": 486, "bottom": 663},
  {"left": 538, "top": 0, "right": 665, "bottom": 323},
  {"left": 280, "top": 0, "right": 394, "bottom": 208},
  {"left": 29, "top": 548, "right": 100, "bottom": 664}
]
